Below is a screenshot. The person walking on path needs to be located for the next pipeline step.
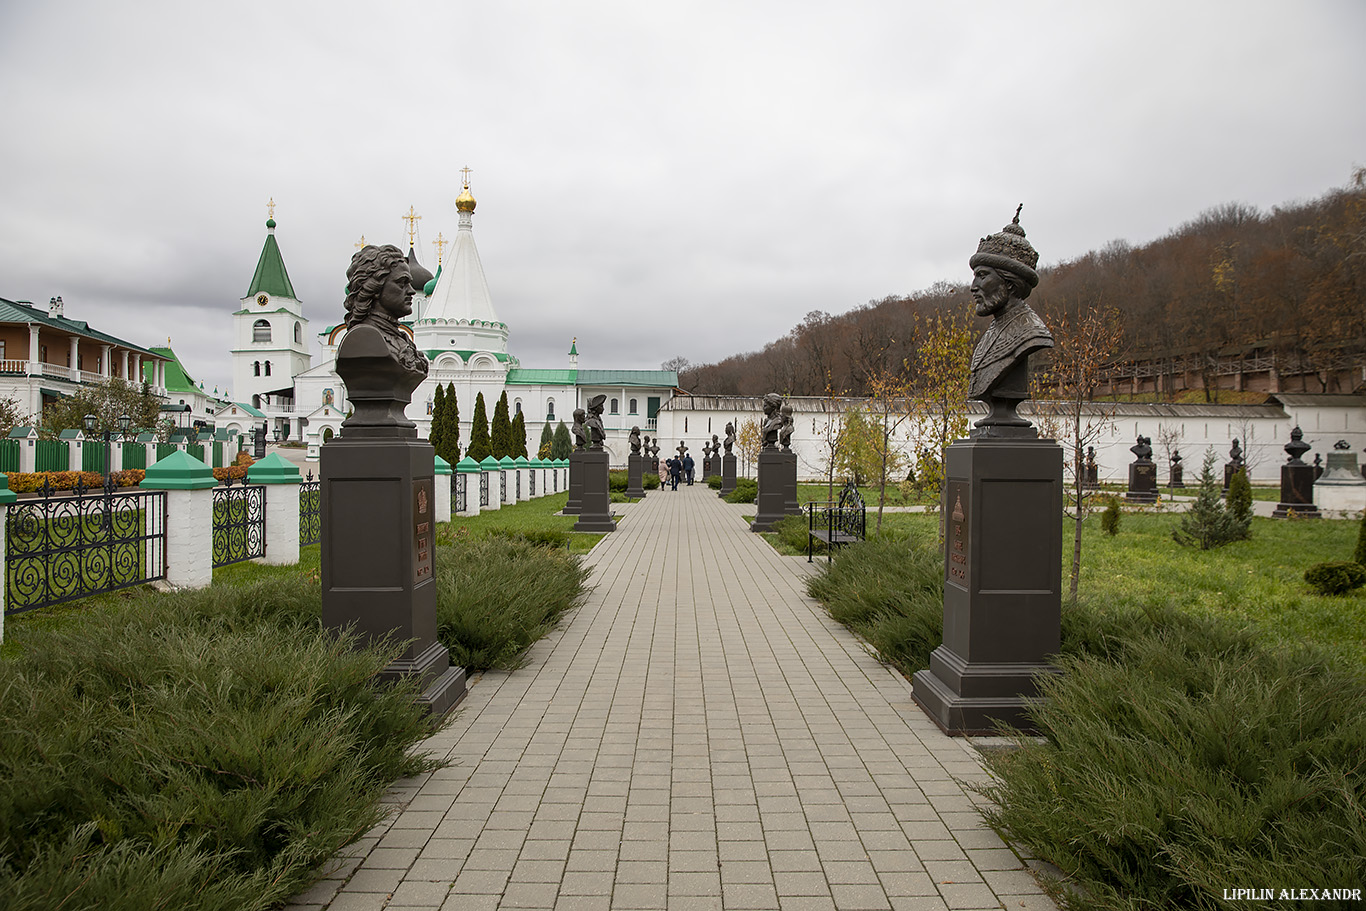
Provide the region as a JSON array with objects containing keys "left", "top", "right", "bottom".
[
  {"left": 669, "top": 457, "right": 681, "bottom": 490},
  {"left": 683, "top": 452, "right": 695, "bottom": 485}
]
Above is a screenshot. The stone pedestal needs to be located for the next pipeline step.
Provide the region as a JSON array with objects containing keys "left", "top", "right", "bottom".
[
  {"left": 572, "top": 449, "right": 617, "bottom": 532},
  {"left": 1270, "top": 464, "right": 1319, "bottom": 517},
  {"left": 1272, "top": 463, "right": 1320, "bottom": 518},
  {"left": 626, "top": 453, "right": 646, "bottom": 498},
  {"left": 1315, "top": 451, "right": 1366, "bottom": 513},
  {"left": 1125, "top": 459, "right": 1158, "bottom": 503},
  {"left": 718, "top": 454, "right": 737, "bottom": 498},
  {"left": 564, "top": 450, "right": 584, "bottom": 514},
  {"left": 750, "top": 449, "right": 799, "bottom": 532},
  {"left": 1224, "top": 463, "right": 1244, "bottom": 492},
  {"left": 1083, "top": 464, "right": 1098, "bottom": 489},
  {"left": 912, "top": 438, "right": 1063, "bottom": 736},
  {"left": 321, "top": 439, "right": 466, "bottom": 715},
  {"left": 1168, "top": 462, "right": 1184, "bottom": 488}
]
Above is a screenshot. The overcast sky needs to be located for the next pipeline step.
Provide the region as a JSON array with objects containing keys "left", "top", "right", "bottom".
[{"left": 2, "top": 1, "right": 1363, "bottom": 399}]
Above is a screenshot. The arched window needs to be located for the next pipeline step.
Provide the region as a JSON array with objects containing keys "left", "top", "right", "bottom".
[
  {"left": 610, "top": 398, "right": 619, "bottom": 414},
  {"left": 294, "top": 322, "right": 302, "bottom": 344},
  {"left": 322, "top": 427, "right": 334, "bottom": 443},
  {"left": 629, "top": 398, "right": 638, "bottom": 414},
  {"left": 514, "top": 399, "right": 522, "bottom": 415},
  {"left": 252, "top": 394, "right": 261, "bottom": 409},
  {"left": 252, "top": 319, "right": 271, "bottom": 343},
  {"left": 546, "top": 398, "right": 556, "bottom": 420},
  {"left": 253, "top": 361, "right": 261, "bottom": 376},
  {"left": 264, "top": 361, "right": 271, "bottom": 376}
]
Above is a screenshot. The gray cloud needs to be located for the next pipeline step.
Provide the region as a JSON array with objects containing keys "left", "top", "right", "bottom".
[{"left": 2, "top": 0, "right": 1362, "bottom": 394}]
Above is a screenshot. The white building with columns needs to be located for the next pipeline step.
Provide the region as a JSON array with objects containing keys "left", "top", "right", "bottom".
[{"left": 0, "top": 294, "right": 170, "bottom": 417}]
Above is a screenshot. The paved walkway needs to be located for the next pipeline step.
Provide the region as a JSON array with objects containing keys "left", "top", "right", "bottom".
[{"left": 289, "top": 484, "right": 1059, "bottom": 911}]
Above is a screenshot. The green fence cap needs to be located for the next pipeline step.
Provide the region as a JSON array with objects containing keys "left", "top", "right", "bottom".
[
  {"left": 434, "top": 455, "right": 453, "bottom": 474},
  {"left": 141, "top": 449, "right": 217, "bottom": 490},
  {"left": 247, "top": 451, "right": 302, "bottom": 485},
  {"left": 0, "top": 474, "right": 16, "bottom": 505},
  {"left": 457, "top": 456, "right": 482, "bottom": 472},
  {"left": 498, "top": 456, "right": 517, "bottom": 469},
  {"left": 514, "top": 456, "right": 530, "bottom": 467},
  {"left": 479, "top": 455, "right": 499, "bottom": 469}
]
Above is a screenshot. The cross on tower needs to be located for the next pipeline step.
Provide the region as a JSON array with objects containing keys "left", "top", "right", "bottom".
[
  {"left": 432, "top": 231, "right": 448, "bottom": 265},
  {"left": 267, "top": 197, "right": 276, "bottom": 219},
  {"left": 354, "top": 235, "right": 367, "bottom": 249},
  {"left": 402, "top": 205, "right": 422, "bottom": 245},
  {"left": 460, "top": 166, "right": 472, "bottom": 187}
]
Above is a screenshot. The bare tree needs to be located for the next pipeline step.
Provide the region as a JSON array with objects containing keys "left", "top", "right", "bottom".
[
  {"left": 661, "top": 355, "right": 691, "bottom": 374},
  {"left": 1031, "top": 302, "right": 1125, "bottom": 599}
]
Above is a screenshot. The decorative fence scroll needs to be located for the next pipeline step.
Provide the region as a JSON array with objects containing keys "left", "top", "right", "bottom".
[
  {"left": 5, "top": 480, "right": 167, "bottom": 614},
  {"left": 299, "top": 475, "right": 320, "bottom": 547},
  {"left": 212, "top": 482, "right": 266, "bottom": 567}
]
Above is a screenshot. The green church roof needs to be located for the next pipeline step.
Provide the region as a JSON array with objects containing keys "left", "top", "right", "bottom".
[
  {"left": 145, "top": 347, "right": 196, "bottom": 393},
  {"left": 245, "top": 221, "right": 297, "bottom": 300}
]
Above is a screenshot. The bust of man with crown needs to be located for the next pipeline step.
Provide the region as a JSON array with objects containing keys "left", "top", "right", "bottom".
[{"left": 967, "top": 206, "right": 1054, "bottom": 436}]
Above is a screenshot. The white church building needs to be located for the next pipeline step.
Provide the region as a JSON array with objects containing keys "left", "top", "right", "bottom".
[{"left": 226, "top": 181, "right": 679, "bottom": 461}]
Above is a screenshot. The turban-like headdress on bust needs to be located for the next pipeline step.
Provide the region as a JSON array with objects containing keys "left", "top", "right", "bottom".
[{"left": 969, "top": 204, "right": 1040, "bottom": 290}]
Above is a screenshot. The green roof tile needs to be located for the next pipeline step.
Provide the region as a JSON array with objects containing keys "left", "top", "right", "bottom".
[{"left": 246, "top": 229, "right": 297, "bottom": 300}]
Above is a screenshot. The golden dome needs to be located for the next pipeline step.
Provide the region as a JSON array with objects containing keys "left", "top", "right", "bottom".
[{"left": 455, "top": 182, "right": 477, "bottom": 213}]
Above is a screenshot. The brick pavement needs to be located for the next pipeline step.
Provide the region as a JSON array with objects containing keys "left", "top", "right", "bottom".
[{"left": 288, "top": 483, "right": 1059, "bottom": 911}]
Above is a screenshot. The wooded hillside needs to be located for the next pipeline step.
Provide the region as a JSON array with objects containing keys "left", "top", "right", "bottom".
[{"left": 681, "top": 169, "right": 1366, "bottom": 401}]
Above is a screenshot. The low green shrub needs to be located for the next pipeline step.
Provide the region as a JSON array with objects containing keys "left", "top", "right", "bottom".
[
  {"left": 643, "top": 473, "right": 660, "bottom": 490},
  {"left": 1099, "top": 495, "right": 1121, "bottom": 536},
  {"left": 725, "top": 478, "right": 758, "bottom": 504},
  {"left": 771, "top": 514, "right": 816, "bottom": 555},
  {"left": 806, "top": 529, "right": 943, "bottom": 676},
  {"left": 707, "top": 474, "right": 723, "bottom": 490},
  {"left": 434, "top": 536, "right": 589, "bottom": 670},
  {"left": 608, "top": 469, "right": 628, "bottom": 492},
  {"left": 1355, "top": 510, "right": 1366, "bottom": 565},
  {"left": 1174, "top": 450, "right": 1250, "bottom": 549},
  {"left": 980, "top": 614, "right": 1366, "bottom": 910},
  {"left": 1304, "top": 560, "right": 1366, "bottom": 596},
  {"left": 0, "top": 577, "right": 438, "bottom": 911},
  {"left": 488, "top": 527, "right": 570, "bottom": 549}
]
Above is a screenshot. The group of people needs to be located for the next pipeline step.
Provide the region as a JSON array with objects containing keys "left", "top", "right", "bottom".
[{"left": 660, "top": 453, "right": 695, "bottom": 490}]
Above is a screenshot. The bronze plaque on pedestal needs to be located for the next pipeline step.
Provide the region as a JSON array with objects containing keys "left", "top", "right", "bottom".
[
  {"left": 414, "top": 480, "right": 432, "bottom": 584},
  {"left": 946, "top": 480, "right": 969, "bottom": 590}
]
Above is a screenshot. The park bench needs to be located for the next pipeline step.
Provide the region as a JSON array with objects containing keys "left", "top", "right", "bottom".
[{"left": 807, "top": 480, "right": 866, "bottom": 563}]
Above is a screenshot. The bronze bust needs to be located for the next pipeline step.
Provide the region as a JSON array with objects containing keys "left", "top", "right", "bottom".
[
  {"left": 967, "top": 206, "right": 1053, "bottom": 437},
  {"left": 585, "top": 395, "right": 606, "bottom": 449},
  {"left": 760, "top": 394, "right": 784, "bottom": 450},
  {"left": 336, "top": 244, "right": 429, "bottom": 437}
]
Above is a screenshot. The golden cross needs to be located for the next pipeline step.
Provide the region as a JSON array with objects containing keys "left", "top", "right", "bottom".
[
  {"left": 402, "top": 205, "right": 422, "bottom": 245},
  {"left": 267, "top": 197, "right": 276, "bottom": 219},
  {"left": 432, "top": 231, "right": 448, "bottom": 264},
  {"left": 460, "top": 166, "right": 472, "bottom": 187},
  {"left": 354, "top": 235, "right": 367, "bottom": 249}
]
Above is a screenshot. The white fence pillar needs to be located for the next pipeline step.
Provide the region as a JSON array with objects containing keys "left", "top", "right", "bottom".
[
  {"left": 434, "top": 456, "right": 452, "bottom": 524},
  {"left": 0, "top": 476, "right": 14, "bottom": 642},
  {"left": 481, "top": 456, "right": 501, "bottom": 511},
  {"left": 140, "top": 451, "right": 216, "bottom": 589},
  {"left": 457, "top": 457, "right": 481, "bottom": 517},
  {"left": 248, "top": 453, "right": 301, "bottom": 566}
]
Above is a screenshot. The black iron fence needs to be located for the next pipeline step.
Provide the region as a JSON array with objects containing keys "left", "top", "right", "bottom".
[
  {"left": 213, "top": 481, "right": 266, "bottom": 567},
  {"left": 480, "top": 472, "right": 490, "bottom": 507},
  {"left": 6, "top": 479, "right": 167, "bottom": 614},
  {"left": 299, "top": 475, "right": 320, "bottom": 547},
  {"left": 454, "top": 473, "right": 467, "bottom": 514}
]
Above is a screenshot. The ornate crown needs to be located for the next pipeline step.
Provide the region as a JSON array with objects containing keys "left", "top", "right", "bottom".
[{"left": 969, "top": 204, "right": 1040, "bottom": 288}]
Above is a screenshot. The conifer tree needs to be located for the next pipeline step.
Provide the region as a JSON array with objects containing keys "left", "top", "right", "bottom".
[
  {"left": 1174, "top": 449, "right": 1248, "bottom": 550},
  {"left": 510, "top": 410, "right": 528, "bottom": 459},
  {"left": 490, "top": 392, "right": 512, "bottom": 459},
  {"left": 440, "top": 383, "right": 460, "bottom": 463},
  {"left": 538, "top": 422, "right": 554, "bottom": 459},
  {"left": 467, "top": 392, "right": 491, "bottom": 462},
  {"left": 429, "top": 384, "right": 446, "bottom": 455},
  {"left": 551, "top": 422, "right": 572, "bottom": 459}
]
